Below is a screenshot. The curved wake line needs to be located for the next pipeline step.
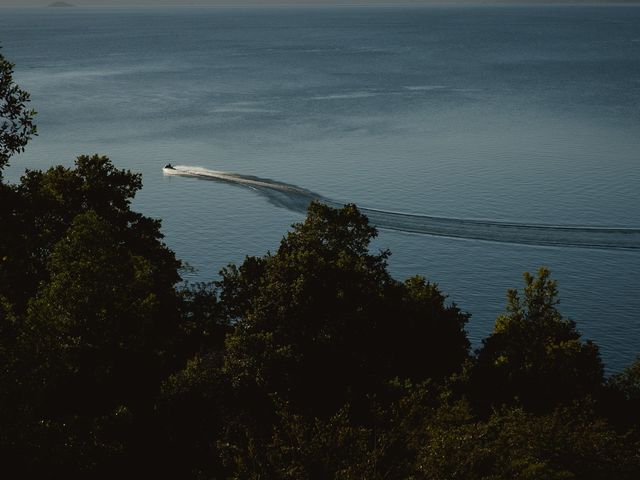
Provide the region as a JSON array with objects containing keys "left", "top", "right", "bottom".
[{"left": 164, "top": 165, "right": 640, "bottom": 251}]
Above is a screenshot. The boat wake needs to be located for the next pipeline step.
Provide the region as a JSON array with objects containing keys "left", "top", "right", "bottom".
[{"left": 164, "top": 165, "right": 640, "bottom": 250}]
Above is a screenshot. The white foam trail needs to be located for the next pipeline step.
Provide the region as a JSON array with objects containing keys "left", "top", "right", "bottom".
[
  {"left": 164, "top": 165, "right": 640, "bottom": 251},
  {"left": 165, "top": 166, "right": 317, "bottom": 195}
]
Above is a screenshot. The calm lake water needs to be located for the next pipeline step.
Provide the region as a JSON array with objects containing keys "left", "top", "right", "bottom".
[{"left": 1, "top": 5, "right": 639, "bottom": 371}]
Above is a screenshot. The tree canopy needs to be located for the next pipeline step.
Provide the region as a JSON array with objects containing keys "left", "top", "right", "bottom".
[
  {"left": 471, "top": 267, "right": 604, "bottom": 412},
  {"left": 1, "top": 172, "right": 638, "bottom": 478},
  {"left": 220, "top": 202, "right": 470, "bottom": 417},
  {"left": 0, "top": 158, "right": 187, "bottom": 478}
]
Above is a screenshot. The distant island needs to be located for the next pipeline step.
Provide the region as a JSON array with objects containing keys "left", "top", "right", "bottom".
[{"left": 48, "top": 1, "right": 75, "bottom": 7}]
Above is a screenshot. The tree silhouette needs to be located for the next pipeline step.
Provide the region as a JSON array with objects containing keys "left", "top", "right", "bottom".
[{"left": 0, "top": 49, "right": 36, "bottom": 174}]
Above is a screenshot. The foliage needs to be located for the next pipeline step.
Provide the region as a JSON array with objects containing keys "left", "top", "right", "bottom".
[
  {"left": 1, "top": 155, "right": 180, "bottom": 311},
  {"left": 158, "top": 352, "right": 230, "bottom": 479},
  {"left": 0, "top": 157, "right": 188, "bottom": 477},
  {"left": 413, "top": 401, "right": 640, "bottom": 480},
  {"left": 24, "top": 210, "right": 178, "bottom": 410},
  {"left": 608, "top": 356, "right": 640, "bottom": 403},
  {"left": 471, "top": 267, "right": 604, "bottom": 412},
  {"left": 0, "top": 49, "right": 37, "bottom": 173},
  {"left": 603, "top": 356, "right": 640, "bottom": 430},
  {"left": 219, "top": 382, "right": 640, "bottom": 480},
  {"left": 220, "top": 202, "right": 470, "bottom": 418}
]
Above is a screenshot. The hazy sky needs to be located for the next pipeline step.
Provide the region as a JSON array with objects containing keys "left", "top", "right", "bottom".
[{"left": 0, "top": 0, "right": 636, "bottom": 6}]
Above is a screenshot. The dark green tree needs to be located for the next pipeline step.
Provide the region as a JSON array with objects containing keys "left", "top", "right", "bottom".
[
  {"left": 24, "top": 211, "right": 178, "bottom": 410},
  {"left": 608, "top": 356, "right": 640, "bottom": 406},
  {"left": 0, "top": 48, "right": 36, "bottom": 173},
  {"left": 0, "top": 209, "right": 183, "bottom": 476},
  {"left": 206, "top": 202, "right": 470, "bottom": 476},
  {"left": 155, "top": 283, "right": 231, "bottom": 479},
  {"left": 471, "top": 268, "right": 604, "bottom": 412},
  {"left": 221, "top": 202, "right": 470, "bottom": 416},
  {"left": 603, "top": 356, "right": 640, "bottom": 431},
  {"left": 257, "top": 381, "right": 441, "bottom": 480},
  {"left": 1, "top": 155, "right": 180, "bottom": 311},
  {"left": 159, "top": 352, "right": 230, "bottom": 479},
  {"left": 0, "top": 157, "right": 192, "bottom": 478},
  {"left": 0, "top": 47, "right": 37, "bottom": 320},
  {"left": 412, "top": 402, "right": 640, "bottom": 480}
]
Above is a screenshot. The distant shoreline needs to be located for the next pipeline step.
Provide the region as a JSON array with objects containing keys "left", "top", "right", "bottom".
[{"left": 1, "top": 2, "right": 638, "bottom": 7}]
